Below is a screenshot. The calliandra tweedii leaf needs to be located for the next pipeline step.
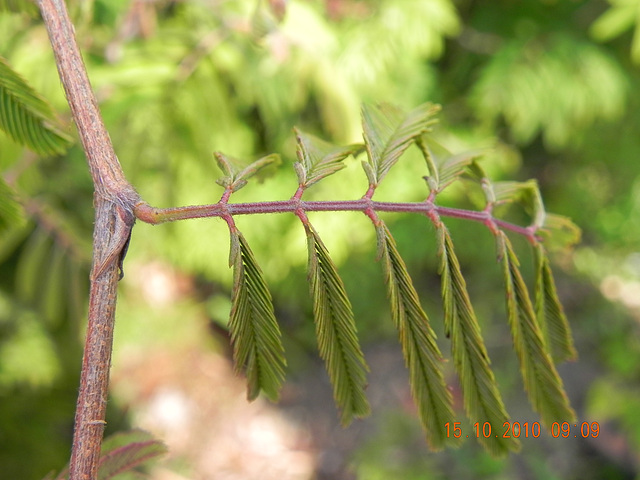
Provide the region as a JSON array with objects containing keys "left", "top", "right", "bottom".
[
  {"left": 417, "top": 136, "right": 483, "bottom": 194},
  {"left": 491, "top": 180, "right": 545, "bottom": 227},
  {"left": 305, "top": 224, "right": 370, "bottom": 425},
  {"left": 537, "top": 213, "right": 582, "bottom": 250},
  {"left": 48, "top": 429, "right": 168, "bottom": 480},
  {"left": 436, "top": 225, "right": 519, "bottom": 455},
  {"left": 294, "top": 128, "right": 363, "bottom": 189},
  {"left": 466, "top": 164, "right": 562, "bottom": 239},
  {"left": 534, "top": 244, "right": 577, "bottom": 363},
  {"left": 466, "top": 159, "right": 486, "bottom": 180},
  {"left": 0, "top": 55, "right": 72, "bottom": 155},
  {"left": 362, "top": 102, "right": 440, "bottom": 185},
  {"left": 464, "top": 160, "right": 503, "bottom": 208},
  {"left": 97, "top": 429, "right": 167, "bottom": 480},
  {"left": 498, "top": 233, "right": 576, "bottom": 427},
  {"left": 228, "top": 230, "right": 286, "bottom": 401},
  {"left": 214, "top": 152, "right": 280, "bottom": 192},
  {"left": 375, "top": 223, "right": 455, "bottom": 450}
]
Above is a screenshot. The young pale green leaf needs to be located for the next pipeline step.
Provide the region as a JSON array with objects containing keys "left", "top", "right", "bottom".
[
  {"left": 417, "top": 136, "right": 483, "bottom": 194},
  {"left": 464, "top": 162, "right": 550, "bottom": 229},
  {"left": 0, "top": 56, "right": 72, "bottom": 155},
  {"left": 463, "top": 160, "right": 498, "bottom": 205},
  {"left": 464, "top": 159, "right": 486, "bottom": 182},
  {"left": 98, "top": 430, "right": 168, "bottom": 480},
  {"left": 214, "top": 152, "right": 280, "bottom": 192},
  {"left": 534, "top": 244, "right": 577, "bottom": 363},
  {"left": 362, "top": 102, "right": 440, "bottom": 185},
  {"left": 492, "top": 180, "right": 545, "bottom": 227},
  {"left": 437, "top": 225, "right": 519, "bottom": 455},
  {"left": 376, "top": 223, "right": 456, "bottom": 450},
  {"left": 537, "top": 213, "right": 582, "bottom": 250},
  {"left": 417, "top": 135, "right": 440, "bottom": 189},
  {"left": 491, "top": 180, "right": 535, "bottom": 204},
  {"left": 294, "top": 128, "right": 363, "bottom": 189},
  {"left": 305, "top": 224, "right": 370, "bottom": 425},
  {"left": 498, "top": 233, "right": 576, "bottom": 428},
  {"left": 361, "top": 160, "right": 377, "bottom": 187},
  {"left": 229, "top": 230, "right": 286, "bottom": 401}
]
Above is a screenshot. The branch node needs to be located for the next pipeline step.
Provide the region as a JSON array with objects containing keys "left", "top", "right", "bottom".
[{"left": 134, "top": 202, "right": 161, "bottom": 225}]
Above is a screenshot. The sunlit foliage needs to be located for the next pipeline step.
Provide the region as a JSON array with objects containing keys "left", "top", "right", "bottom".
[{"left": 2, "top": 0, "right": 640, "bottom": 478}]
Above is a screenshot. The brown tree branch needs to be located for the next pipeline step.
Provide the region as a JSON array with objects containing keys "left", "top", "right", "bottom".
[
  {"left": 37, "top": 1, "right": 140, "bottom": 478},
  {"left": 33, "top": 1, "right": 568, "bottom": 476}
]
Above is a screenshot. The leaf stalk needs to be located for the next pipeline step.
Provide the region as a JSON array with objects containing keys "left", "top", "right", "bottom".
[{"left": 134, "top": 199, "right": 539, "bottom": 240}]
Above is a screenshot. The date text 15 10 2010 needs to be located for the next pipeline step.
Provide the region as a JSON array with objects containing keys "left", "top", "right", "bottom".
[{"left": 445, "top": 421, "right": 600, "bottom": 438}]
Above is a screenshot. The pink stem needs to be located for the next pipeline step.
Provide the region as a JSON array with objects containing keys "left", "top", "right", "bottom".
[{"left": 136, "top": 198, "right": 539, "bottom": 241}]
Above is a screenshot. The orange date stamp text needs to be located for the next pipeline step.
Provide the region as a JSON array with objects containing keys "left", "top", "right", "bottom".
[{"left": 445, "top": 421, "right": 600, "bottom": 439}]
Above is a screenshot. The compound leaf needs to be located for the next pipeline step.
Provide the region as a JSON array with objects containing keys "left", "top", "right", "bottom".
[
  {"left": 418, "top": 136, "right": 483, "bottom": 194},
  {"left": 537, "top": 213, "right": 582, "bottom": 250},
  {"left": 0, "top": 55, "right": 72, "bottom": 155},
  {"left": 492, "top": 180, "right": 545, "bottom": 227},
  {"left": 437, "top": 225, "right": 519, "bottom": 455},
  {"left": 376, "top": 223, "right": 455, "bottom": 450},
  {"left": 294, "top": 128, "right": 362, "bottom": 189},
  {"left": 467, "top": 162, "right": 566, "bottom": 234},
  {"left": 215, "top": 152, "right": 280, "bottom": 192},
  {"left": 362, "top": 102, "right": 440, "bottom": 185},
  {"left": 534, "top": 244, "right": 577, "bottom": 363},
  {"left": 98, "top": 430, "right": 167, "bottom": 480},
  {"left": 306, "top": 224, "right": 370, "bottom": 425},
  {"left": 498, "top": 233, "right": 576, "bottom": 428},
  {"left": 47, "top": 430, "right": 167, "bottom": 480},
  {"left": 229, "top": 230, "right": 286, "bottom": 401}
]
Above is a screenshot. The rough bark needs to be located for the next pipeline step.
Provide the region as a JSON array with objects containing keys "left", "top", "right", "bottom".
[{"left": 37, "top": 1, "right": 139, "bottom": 478}]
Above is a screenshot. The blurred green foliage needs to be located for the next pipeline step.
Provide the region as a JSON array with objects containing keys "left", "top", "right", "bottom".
[{"left": 2, "top": 0, "right": 640, "bottom": 479}]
